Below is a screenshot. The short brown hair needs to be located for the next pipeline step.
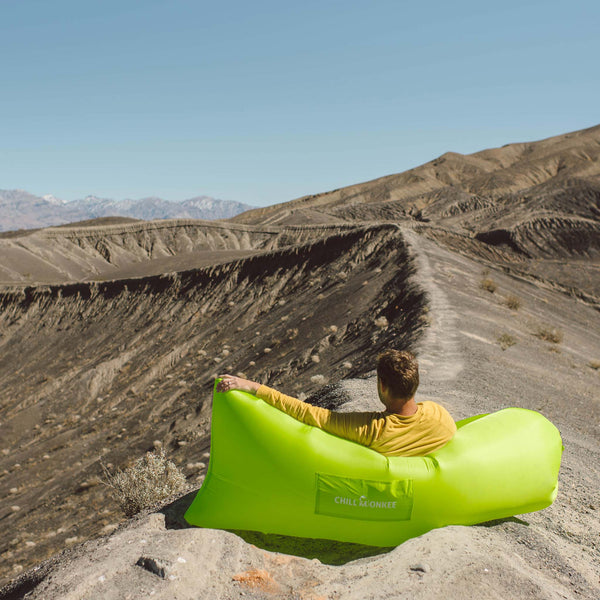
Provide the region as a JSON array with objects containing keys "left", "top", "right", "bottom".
[{"left": 377, "top": 350, "right": 419, "bottom": 400}]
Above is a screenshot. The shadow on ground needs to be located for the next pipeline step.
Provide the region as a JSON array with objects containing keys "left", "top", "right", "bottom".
[
  {"left": 476, "top": 516, "right": 530, "bottom": 528},
  {"left": 160, "top": 491, "right": 395, "bottom": 565}
]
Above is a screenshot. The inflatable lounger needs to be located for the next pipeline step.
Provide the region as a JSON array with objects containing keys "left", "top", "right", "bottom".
[{"left": 184, "top": 386, "right": 563, "bottom": 547}]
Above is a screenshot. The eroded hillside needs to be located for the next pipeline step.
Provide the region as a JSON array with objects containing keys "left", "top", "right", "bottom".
[
  {"left": 0, "top": 223, "right": 427, "bottom": 585},
  {"left": 0, "top": 220, "right": 352, "bottom": 285}
]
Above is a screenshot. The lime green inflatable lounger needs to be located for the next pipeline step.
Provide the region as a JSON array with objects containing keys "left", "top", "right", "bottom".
[{"left": 184, "top": 386, "right": 563, "bottom": 547}]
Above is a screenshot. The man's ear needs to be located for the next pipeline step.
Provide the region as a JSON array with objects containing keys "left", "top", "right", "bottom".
[{"left": 378, "top": 379, "right": 388, "bottom": 397}]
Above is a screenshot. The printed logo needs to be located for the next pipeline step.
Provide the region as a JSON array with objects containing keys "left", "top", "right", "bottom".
[
  {"left": 315, "top": 473, "right": 413, "bottom": 521},
  {"left": 334, "top": 495, "right": 398, "bottom": 510}
]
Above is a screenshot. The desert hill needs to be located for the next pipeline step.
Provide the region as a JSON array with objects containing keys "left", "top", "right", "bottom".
[
  {"left": 0, "top": 125, "right": 599, "bottom": 599},
  {"left": 234, "top": 124, "right": 600, "bottom": 304},
  {"left": 0, "top": 219, "right": 284, "bottom": 284},
  {"left": 233, "top": 124, "right": 600, "bottom": 224}
]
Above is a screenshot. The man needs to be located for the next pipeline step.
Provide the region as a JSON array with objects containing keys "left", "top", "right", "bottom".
[{"left": 217, "top": 349, "right": 456, "bottom": 457}]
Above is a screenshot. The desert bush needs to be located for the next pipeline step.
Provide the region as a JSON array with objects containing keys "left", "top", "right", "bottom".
[
  {"left": 102, "top": 449, "right": 187, "bottom": 517},
  {"left": 480, "top": 278, "right": 497, "bottom": 293},
  {"left": 533, "top": 325, "right": 564, "bottom": 344},
  {"left": 588, "top": 360, "right": 600, "bottom": 370},
  {"left": 497, "top": 333, "right": 517, "bottom": 350},
  {"left": 503, "top": 295, "right": 521, "bottom": 310},
  {"left": 374, "top": 316, "right": 389, "bottom": 328}
]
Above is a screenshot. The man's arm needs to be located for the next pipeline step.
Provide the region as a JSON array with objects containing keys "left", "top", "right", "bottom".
[
  {"left": 216, "top": 374, "right": 331, "bottom": 424},
  {"left": 216, "top": 374, "right": 260, "bottom": 394},
  {"left": 217, "top": 374, "right": 380, "bottom": 446}
]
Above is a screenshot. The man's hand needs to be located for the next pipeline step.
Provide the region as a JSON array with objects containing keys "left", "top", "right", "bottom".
[{"left": 216, "top": 374, "right": 260, "bottom": 394}]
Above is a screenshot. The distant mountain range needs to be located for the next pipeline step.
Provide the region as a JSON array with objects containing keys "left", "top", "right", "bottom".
[{"left": 0, "top": 190, "right": 254, "bottom": 232}]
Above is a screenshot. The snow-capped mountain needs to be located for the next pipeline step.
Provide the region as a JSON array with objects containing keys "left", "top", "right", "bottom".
[
  {"left": 0, "top": 190, "right": 254, "bottom": 232},
  {"left": 42, "top": 194, "right": 66, "bottom": 206},
  {"left": 67, "top": 195, "right": 254, "bottom": 221}
]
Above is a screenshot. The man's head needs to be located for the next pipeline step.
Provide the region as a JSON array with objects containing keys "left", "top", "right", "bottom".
[{"left": 376, "top": 349, "right": 419, "bottom": 408}]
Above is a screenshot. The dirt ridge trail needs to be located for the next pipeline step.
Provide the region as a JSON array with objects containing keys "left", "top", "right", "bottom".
[{"left": 402, "top": 229, "right": 464, "bottom": 386}]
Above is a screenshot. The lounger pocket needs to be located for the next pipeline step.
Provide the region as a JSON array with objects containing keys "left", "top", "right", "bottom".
[{"left": 315, "top": 473, "right": 414, "bottom": 521}]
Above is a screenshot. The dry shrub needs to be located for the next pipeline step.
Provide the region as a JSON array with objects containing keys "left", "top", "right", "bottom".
[
  {"left": 504, "top": 295, "right": 521, "bottom": 310},
  {"left": 102, "top": 449, "right": 187, "bottom": 517},
  {"left": 374, "top": 316, "right": 389, "bottom": 328},
  {"left": 588, "top": 360, "right": 600, "bottom": 370},
  {"left": 480, "top": 278, "right": 497, "bottom": 293},
  {"left": 533, "top": 325, "right": 564, "bottom": 344},
  {"left": 497, "top": 333, "right": 517, "bottom": 350}
]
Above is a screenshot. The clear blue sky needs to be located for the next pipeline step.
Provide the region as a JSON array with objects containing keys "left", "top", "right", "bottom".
[{"left": 1, "top": 0, "right": 598, "bottom": 207}]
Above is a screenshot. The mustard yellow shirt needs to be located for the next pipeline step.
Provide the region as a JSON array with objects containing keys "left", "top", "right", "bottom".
[{"left": 256, "top": 385, "right": 457, "bottom": 457}]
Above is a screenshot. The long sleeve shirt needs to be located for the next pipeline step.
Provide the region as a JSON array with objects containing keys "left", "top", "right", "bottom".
[{"left": 255, "top": 385, "right": 457, "bottom": 457}]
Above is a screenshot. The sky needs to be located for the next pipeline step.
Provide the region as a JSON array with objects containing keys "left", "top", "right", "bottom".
[{"left": 1, "top": 0, "right": 598, "bottom": 207}]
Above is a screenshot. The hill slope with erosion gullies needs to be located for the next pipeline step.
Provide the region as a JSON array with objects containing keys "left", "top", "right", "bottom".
[
  {"left": 0, "top": 219, "right": 358, "bottom": 285},
  {"left": 233, "top": 124, "right": 600, "bottom": 305},
  {"left": 0, "top": 222, "right": 428, "bottom": 587}
]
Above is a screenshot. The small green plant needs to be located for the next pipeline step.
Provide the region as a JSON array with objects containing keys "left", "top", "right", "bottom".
[
  {"left": 497, "top": 333, "right": 517, "bottom": 350},
  {"left": 533, "top": 325, "right": 564, "bottom": 344},
  {"left": 503, "top": 295, "right": 521, "bottom": 310},
  {"left": 480, "top": 277, "right": 497, "bottom": 293},
  {"left": 102, "top": 449, "right": 187, "bottom": 517}
]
